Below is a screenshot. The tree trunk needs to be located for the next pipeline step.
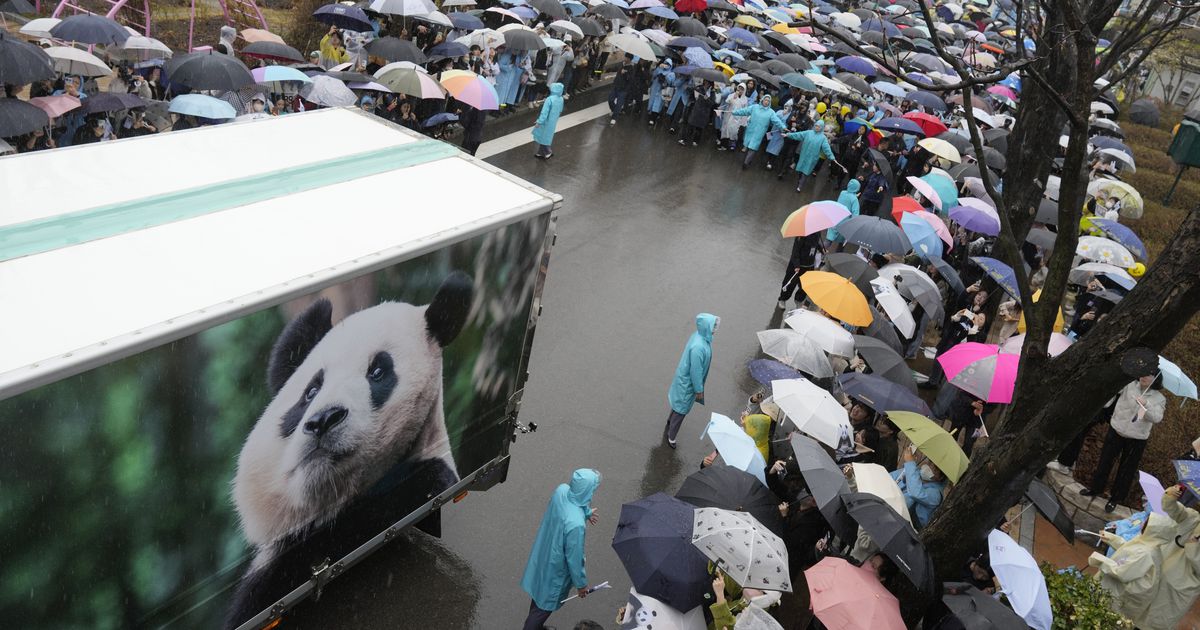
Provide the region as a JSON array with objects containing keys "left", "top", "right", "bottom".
[{"left": 920, "top": 203, "right": 1200, "bottom": 577}]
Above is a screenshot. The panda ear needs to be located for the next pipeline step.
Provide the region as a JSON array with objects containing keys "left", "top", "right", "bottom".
[
  {"left": 267, "top": 298, "right": 333, "bottom": 395},
  {"left": 425, "top": 271, "right": 473, "bottom": 347}
]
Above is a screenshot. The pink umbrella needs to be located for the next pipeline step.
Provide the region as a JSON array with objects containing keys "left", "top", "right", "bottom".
[
  {"left": 29, "top": 95, "right": 81, "bottom": 118},
  {"left": 987, "top": 85, "right": 1018, "bottom": 101},
  {"left": 937, "top": 342, "right": 1019, "bottom": 404},
  {"left": 1000, "top": 333, "right": 1074, "bottom": 357},
  {"left": 781, "top": 200, "right": 851, "bottom": 237},
  {"left": 441, "top": 73, "right": 499, "bottom": 110},
  {"left": 807, "top": 557, "right": 904, "bottom": 630},
  {"left": 906, "top": 175, "right": 942, "bottom": 209},
  {"left": 912, "top": 210, "right": 952, "bottom": 249}
]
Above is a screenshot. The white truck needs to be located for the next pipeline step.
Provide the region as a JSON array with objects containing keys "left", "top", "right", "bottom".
[{"left": 0, "top": 108, "right": 559, "bottom": 629}]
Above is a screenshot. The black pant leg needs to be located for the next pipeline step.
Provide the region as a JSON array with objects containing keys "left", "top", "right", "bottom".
[
  {"left": 1111, "top": 437, "right": 1148, "bottom": 502},
  {"left": 1089, "top": 426, "right": 1125, "bottom": 493}
]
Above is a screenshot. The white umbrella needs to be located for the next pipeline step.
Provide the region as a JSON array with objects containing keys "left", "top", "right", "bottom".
[
  {"left": 987, "top": 530, "right": 1053, "bottom": 630},
  {"left": 1098, "top": 147, "right": 1135, "bottom": 171},
  {"left": 830, "top": 12, "right": 861, "bottom": 29},
  {"left": 756, "top": 329, "right": 834, "bottom": 378},
  {"left": 851, "top": 463, "right": 911, "bottom": 524},
  {"left": 418, "top": 10, "right": 454, "bottom": 26},
  {"left": 692, "top": 507, "right": 792, "bottom": 591},
  {"left": 704, "top": 413, "right": 769, "bottom": 486},
  {"left": 1091, "top": 117, "right": 1122, "bottom": 133},
  {"left": 119, "top": 35, "right": 173, "bottom": 60},
  {"left": 606, "top": 32, "right": 657, "bottom": 60},
  {"left": 1076, "top": 235, "right": 1136, "bottom": 268},
  {"left": 455, "top": 29, "right": 504, "bottom": 50},
  {"left": 541, "top": 36, "right": 566, "bottom": 50},
  {"left": 808, "top": 72, "right": 850, "bottom": 94},
  {"left": 617, "top": 588, "right": 707, "bottom": 630},
  {"left": 549, "top": 18, "right": 584, "bottom": 39},
  {"left": 1090, "top": 100, "right": 1114, "bottom": 114},
  {"left": 300, "top": 75, "right": 357, "bottom": 107},
  {"left": 784, "top": 308, "right": 855, "bottom": 357},
  {"left": 443, "top": 0, "right": 477, "bottom": 5},
  {"left": 640, "top": 28, "right": 672, "bottom": 46},
  {"left": 1068, "top": 262, "right": 1135, "bottom": 289},
  {"left": 868, "top": 278, "right": 916, "bottom": 339},
  {"left": 19, "top": 17, "right": 60, "bottom": 39},
  {"left": 0, "top": 137, "right": 14, "bottom": 155},
  {"left": 496, "top": 22, "right": 534, "bottom": 33},
  {"left": 45, "top": 46, "right": 111, "bottom": 77},
  {"left": 375, "top": 60, "right": 428, "bottom": 76},
  {"left": 369, "top": 0, "right": 436, "bottom": 15},
  {"left": 771, "top": 378, "right": 851, "bottom": 449}
]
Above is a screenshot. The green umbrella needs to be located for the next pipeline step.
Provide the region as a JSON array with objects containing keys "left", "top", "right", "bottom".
[
  {"left": 920, "top": 173, "right": 958, "bottom": 210},
  {"left": 886, "top": 411, "right": 970, "bottom": 483}
]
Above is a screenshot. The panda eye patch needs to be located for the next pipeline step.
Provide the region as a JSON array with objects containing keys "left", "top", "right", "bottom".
[
  {"left": 366, "top": 351, "right": 397, "bottom": 409},
  {"left": 280, "top": 369, "right": 323, "bottom": 437}
]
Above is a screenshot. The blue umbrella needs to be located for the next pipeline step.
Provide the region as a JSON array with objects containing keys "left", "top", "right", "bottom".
[
  {"left": 782, "top": 72, "right": 816, "bottom": 91},
  {"left": 168, "top": 94, "right": 236, "bottom": 119},
  {"left": 422, "top": 112, "right": 459, "bottom": 127},
  {"left": 429, "top": 41, "right": 470, "bottom": 59},
  {"left": 1090, "top": 135, "right": 1133, "bottom": 155},
  {"left": 313, "top": 3, "right": 374, "bottom": 31},
  {"left": 1160, "top": 356, "right": 1198, "bottom": 401},
  {"left": 875, "top": 116, "right": 926, "bottom": 136},
  {"left": 861, "top": 17, "right": 901, "bottom": 37},
  {"left": 725, "top": 27, "right": 758, "bottom": 47},
  {"left": 563, "top": 0, "right": 587, "bottom": 15},
  {"left": 835, "top": 55, "right": 876, "bottom": 76},
  {"left": 606, "top": 0, "right": 630, "bottom": 7},
  {"left": 748, "top": 358, "right": 804, "bottom": 387},
  {"left": 683, "top": 46, "right": 713, "bottom": 68},
  {"left": 901, "top": 212, "right": 943, "bottom": 259},
  {"left": 872, "top": 80, "right": 907, "bottom": 99},
  {"left": 703, "top": 413, "right": 768, "bottom": 486},
  {"left": 448, "top": 11, "right": 485, "bottom": 29},
  {"left": 905, "top": 71, "right": 934, "bottom": 88},
  {"left": 713, "top": 48, "right": 745, "bottom": 62},
  {"left": 646, "top": 5, "right": 678, "bottom": 19},
  {"left": 970, "top": 256, "right": 1019, "bottom": 299},
  {"left": 612, "top": 493, "right": 712, "bottom": 613},
  {"left": 512, "top": 5, "right": 538, "bottom": 19},
  {"left": 1088, "top": 218, "right": 1147, "bottom": 261},
  {"left": 840, "top": 118, "right": 874, "bottom": 136},
  {"left": 1000, "top": 74, "right": 1022, "bottom": 92},
  {"left": 838, "top": 372, "right": 930, "bottom": 415}
]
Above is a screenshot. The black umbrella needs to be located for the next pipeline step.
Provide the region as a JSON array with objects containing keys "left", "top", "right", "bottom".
[
  {"left": 612, "top": 493, "right": 712, "bottom": 612},
  {"left": 1090, "top": 135, "right": 1132, "bottom": 156},
  {"left": 0, "top": 0, "right": 34, "bottom": 13},
  {"left": 503, "top": 29, "right": 546, "bottom": 51},
  {"left": 837, "top": 215, "right": 912, "bottom": 256},
  {"left": 1025, "top": 227, "right": 1057, "bottom": 252},
  {"left": 860, "top": 30, "right": 888, "bottom": 47},
  {"left": 49, "top": 14, "right": 130, "bottom": 46},
  {"left": 889, "top": 270, "right": 945, "bottom": 321},
  {"left": 837, "top": 372, "right": 929, "bottom": 415},
  {"left": 1035, "top": 198, "right": 1058, "bottom": 225},
  {"left": 1026, "top": 478, "right": 1074, "bottom": 544},
  {"left": 942, "top": 582, "right": 1029, "bottom": 629},
  {"left": 313, "top": 3, "right": 374, "bottom": 31},
  {"left": 79, "top": 92, "right": 146, "bottom": 115},
  {"left": 908, "top": 89, "right": 947, "bottom": 112},
  {"left": 774, "top": 53, "right": 809, "bottom": 71},
  {"left": 589, "top": 2, "right": 626, "bottom": 20},
  {"left": 528, "top": 0, "right": 568, "bottom": 19},
  {"left": 928, "top": 256, "right": 965, "bottom": 295},
  {"left": 843, "top": 492, "right": 937, "bottom": 593},
  {"left": 571, "top": 16, "right": 607, "bottom": 36},
  {"left": 1121, "top": 347, "right": 1159, "bottom": 378},
  {"left": 668, "top": 35, "right": 712, "bottom": 53},
  {"left": 0, "top": 97, "right": 49, "bottom": 137},
  {"left": 1089, "top": 289, "right": 1125, "bottom": 305},
  {"left": 674, "top": 16, "right": 707, "bottom": 36},
  {"left": 708, "top": 0, "right": 738, "bottom": 11},
  {"left": 789, "top": 434, "right": 856, "bottom": 544},
  {"left": 242, "top": 40, "right": 305, "bottom": 63},
  {"left": 764, "top": 32, "right": 801, "bottom": 55},
  {"left": 165, "top": 51, "right": 255, "bottom": 91},
  {"left": 965, "top": 145, "right": 1006, "bottom": 171},
  {"left": 692, "top": 68, "right": 728, "bottom": 84},
  {"left": 367, "top": 36, "right": 429, "bottom": 62},
  {"left": 326, "top": 70, "right": 377, "bottom": 83},
  {"left": 0, "top": 32, "right": 55, "bottom": 86},
  {"left": 865, "top": 148, "right": 894, "bottom": 182},
  {"left": 834, "top": 72, "right": 871, "bottom": 95},
  {"left": 762, "top": 59, "right": 793, "bottom": 76},
  {"left": 735, "top": 59, "right": 763, "bottom": 72},
  {"left": 852, "top": 335, "right": 919, "bottom": 393},
  {"left": 749, "top": 69, "right": 781, "bottom": 88},
  {"left": 825, "top": 252, "right": 879, "bottom": 298},
  {"left": 863, "top": 304, "right": 904, "bottom": 354},
  {"left": 935, "top": 130, "right": 971, "bottom": 152},
  {"left": 983, "top": 127, "right": 1009, "bottom": 153},
  {"left": 675, "top": 464, "right": 784, "bottom": 536}
]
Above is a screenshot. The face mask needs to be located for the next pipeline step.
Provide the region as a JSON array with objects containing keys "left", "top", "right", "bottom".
[
  {"left": 919, "top": 464, "right": 935, "bottom": 481},
  {"left": 252, "top": 102, "right": 265, "bottom": 112},
  {"left": 712, "top": 316, "right": 720, "bottom": 334}
]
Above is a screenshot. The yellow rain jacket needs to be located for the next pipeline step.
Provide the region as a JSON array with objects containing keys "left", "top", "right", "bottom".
[
  {"left": 1089, "top": 513, "right": 1175, "bottom": 626},
  {"left": 742, "top": 414, "right": 773, "bottom": 462},
  {"left": 1141, "top": 495, "right": 1200, "bottom": 630}
]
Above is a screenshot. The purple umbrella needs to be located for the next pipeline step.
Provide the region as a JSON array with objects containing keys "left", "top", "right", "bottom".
[
  {"left": 907, "top": 90, "right": 947, "bottom": 112},
  {"left": 448, "top": 11, "right": 485, "bottom": 29},
  {"left": 512, "top": 5, "right": 538, "bottom": 19},
  {"left": 683, "top": 46, "right": 713, "bottom": 68},
  {"left": 874, "top": 117, "right": 925, "bottom": 136},
  {"left": 313, "top": 3, "right": 374, "bottom": 31},
  {"left": 948, "top": 204, "right": 1001, "bottom": 236},
  {"left": 835, "top": 55, "right": 876, "bottom": 76},
  {"left": 1089, "top": 218, "right": 1147, "bottom": 261},
  {"left": 748, "top": 359, "right": 804, "bottom": 387},
  {"left": 725, "top": 27, "right": 758, "bottom": 47}
]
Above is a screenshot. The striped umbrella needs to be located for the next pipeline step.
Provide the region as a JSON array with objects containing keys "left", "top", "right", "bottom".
[{"left": 440, "top": 71, "right": 499, "bottom": 110}]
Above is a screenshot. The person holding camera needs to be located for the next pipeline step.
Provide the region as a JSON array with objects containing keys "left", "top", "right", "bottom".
[
  {"left": 319, "top": 26, "right": 351, "bottom": 69},
  {"left": 1082, "top": 373, "right": 1167, "bottom": 513}
]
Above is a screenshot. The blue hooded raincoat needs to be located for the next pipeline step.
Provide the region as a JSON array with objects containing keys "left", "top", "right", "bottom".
[
  {"left": 828, "top": 179, "right": 861, "bottom": 242},
  {"left": 496, "top": 51, "right": 524, "bottom": 106},
  {"left": 668, "top": 313, "right": 717, "bottom": 415},
  {"left": 788, "top": 121, "right": 835, "bottom": 175},
  {"left": 648, "top": 62, "right": 672, "bottom": 114},
  {"left": 732, "top": 101, "right": 786, "bottom": 152},
  {"left": 666, "top": 73, "right": 691, "bottom": 116},
  {"left": 532, "top": 83, "right": 564, "bottom": 146},
  {"left": 521, "top": 469, "right": 601, "bottom": 611}
]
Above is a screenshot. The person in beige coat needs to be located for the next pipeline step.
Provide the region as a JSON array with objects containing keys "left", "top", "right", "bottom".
[
  {"left": 1135, "top": 486, "right": 1200, "bottom": 629},
  {"left": 1089, "top": 512, "right": 1176, "bottom": 626}
]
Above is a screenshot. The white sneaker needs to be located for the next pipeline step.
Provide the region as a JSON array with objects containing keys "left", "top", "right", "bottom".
[
  {"left": 1046, "top": 461, "right": 1071, "bottom": 474},
  {"left": 609, "top": 119, "right": 616, "bottom": 126},
  {"left": 678, "top": 139, "right": 686, "bottom": 145},
  {"left": 776, "top": 300, "right": 787, "bottom": 309}
]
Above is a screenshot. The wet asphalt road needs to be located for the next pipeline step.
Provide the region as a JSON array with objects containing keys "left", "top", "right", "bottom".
[{"left": 289, "top": 110, "right": 847, "bottom": 629}]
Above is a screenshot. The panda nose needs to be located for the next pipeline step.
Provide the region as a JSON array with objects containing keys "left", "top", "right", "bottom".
[{"left": 304, "top": 406, "right": 348, "bottom": 438}]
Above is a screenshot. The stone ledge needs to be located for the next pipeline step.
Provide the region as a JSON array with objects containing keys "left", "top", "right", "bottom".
[{"left": 1042, "top": 467, "right": 1134, "bottom": 532}]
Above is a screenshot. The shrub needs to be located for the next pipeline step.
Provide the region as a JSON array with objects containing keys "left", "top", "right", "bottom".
[{"left": 1041, "top": 565, "right": 1133, "bottom": 630}]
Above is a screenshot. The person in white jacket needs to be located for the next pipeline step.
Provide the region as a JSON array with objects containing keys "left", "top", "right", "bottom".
[{"left": 1081, "top": 374, "right": 1167, "bottom": 512}]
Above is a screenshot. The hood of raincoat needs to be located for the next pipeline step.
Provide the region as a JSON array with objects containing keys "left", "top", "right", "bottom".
[
  {"left": 549, "top": 82, "right": 564, "bottom": 96},
  {"left": 567, "top": 468, "right": 600, "bottom": 508},
  {"left": 743, "top": 413, "right": 772, "bottom": 461},
  {"left": 695, "top": 313, "right": 718, "bottom": 342},
  {"left": 813, "top": 119, "right": 825, "bottom": 131},
  {"left": 219, "top": 25, "right": 236, "bottom": 45},
  {"left": 844, "top": 179, "right": 861, "bottom": 194},
  {"left": 1144, "top": 512, "right": 1177, "bottom": 540}
]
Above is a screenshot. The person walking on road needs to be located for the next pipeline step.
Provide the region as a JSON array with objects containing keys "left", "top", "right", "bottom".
[
  {"left": 777, "top": 232, "right": 823, "bottom": 309},
  {"left": 533, "top": 83, "right": 565, "bottom": 159},
  {"left": 608, "top": 55, "right": 634, "bottom": 125},
  {"left": 664, "top": 313, "right": 719, "bottom": 448},
  {"left": 521, "top": 469, "right": 602, "bottom": 630}
]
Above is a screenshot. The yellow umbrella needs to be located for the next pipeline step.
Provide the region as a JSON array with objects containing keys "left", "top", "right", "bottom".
[
  {"left": 772, "top": 23, "right": 799, "bottom": 34},
  {"left": 886, "top": 411, "right": 971, "bottom": 483},
  {"left": 1016, "top": 289, "right": 1065, "bottom": 333},
  {"left": 917, "top": 137, "right": 962, "bottom": 163},
  {"left": 800, "top": 271, "right": 873, "bottom": 327},
  {"left": 734, "top": 14, "right": 767, "bottom": 29},
  {"left": 714, "top": 61, "right": 735, "bottom": 77}
]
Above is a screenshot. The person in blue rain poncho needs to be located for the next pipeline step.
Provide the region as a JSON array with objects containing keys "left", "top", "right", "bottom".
[
  {"left": 647, "top": 59, "right": 673, "bottom": 126},
  {"left": 828, "top": 179, "right": 860, "bottom": 249},
  {"left": 733, "top": 95, "right": 786, "bottom": 170},
  {"left": 496, "top": 48, "right": 525, "bottom": 110},
  {"left": 664, "top": 313, "right": 719, "bottom": 448},
  {"left": 532, "top": 83, "right": 564, "bottom": 159},
  {"left": 788, "top": 119, "right": 838, "bottom": 193},
  {"left": 521, "top": 468, "right": 602, "bottom": 630},
  {"left": 665, "top": 71, "right": 692, "bottom": 132}
]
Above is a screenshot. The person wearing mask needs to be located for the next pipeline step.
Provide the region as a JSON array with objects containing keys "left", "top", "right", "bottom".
[
  {"left": 717, "top": 82, "right": 748, "bottom": 150},
  {"left": 521, "top": 469, "right": 601, "bottom": 630},
  {"left": 890, "top": 448, "right": 946, "bottom": 528},
  {"left": 1082, "top": 374, "right": 1167, "bottom": 513},
  {"left": 72, "top": 116, "right": 107, "bottom": 145},
  {"left": 532, "top": 83, "right": 565, "bottom": 159},
  {"left": 734, "top": 95, "right": 786, "bottom": 170},
  {"left": 121, "top": 109, "right": 156, "bottom": 137},
  {"left": 777, "top": 232, "right": 823, "bottom": 309},
  {"left": 664, "top": 313, "right": 719, "bottom": 448}
]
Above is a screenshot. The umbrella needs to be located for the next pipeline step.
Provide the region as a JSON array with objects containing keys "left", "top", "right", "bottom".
[
  {"left": 835, "top": 55, "right": 876, "bottom": 76},
  {"left": 1076, "top": 236, "right": 1135, "bottom": 268},
  {"left": 775, "top": 53, "right": 809, "bottom": 71},
  {"left": 906, "top": 176, "right": 943, "bottom": 209},
  {"left": 528, "top": 0, "right": 568, "bottom": 18},
  {"left": 313, "top": 3, "right": 374, "bottom": 30},
  {"left": 646, "top": 5, "right": 679, "bottom": 19},
  {"left": 674, "top": 15, "right": 707, "bottom": 34},
  {"left": 704, "top": 413, "right": 768, "bottom": 485},
  {"left": 1000, "top": 333, "right": 1074, "bottom": 357},
  {"left": 367, "top": 36, "right": 428, "bottom": 63},
  {"left": 851, "top": 463, "right": 911, "bottom": 524},
  {"left": 918, "top": 137, "right": 961, "bottom": 164},
  {"left": 441, "top": 71, "right": 500, "bottom": 110},
  {"left": 251, "top": 65, "right": 313, "bottom": 84},
  {"left": 943, "top": 583, "right": 1029, "bottom": 630},
  {"left": 1086, "top": 218, "right": 1147, "bottom": 261},
  {"left": 988, "top": 530, "right": 1053, "bottom": 630},
  {"left": 613, "top": 493, "right": 712, "bottom": 612},
  {"left": 616, "top": 588, "right": 707, "bottom": 628},
  {"left": 608, "top": 32, "right": 657, "bottom": 59},
  {"left": 119, "top": 36, "right": 174, "bottom": 60},
  {"left": 241, "top": 41, "right": 304, "bottom": 63},
  {"left": 783, "top": 71, "right": 816, "bottom": 92},
  {"left": 429, "top": 41, "right": 471, "bottom": 60},
  {"left": 18, "top": 17, "right": 60, "bottom": 39},
  {"left": 28, "top": 95, "right": 81, "bottom": 118},
  {"left": 49, "top": 14, "right": 130, "bottom": 46},
  {"left": 969, "top": 257, "right": 1019, "bottom": 299},
  {"left": 1026, "top": 478, "right": 1074, "bottom": 543},
  {"left": 378, "top": 67, "right": 445, "bottom": 98},
  {"left": 773, "top": 378, "right": 852, "bottom": 449},
  {"left": 948, "top": 202, "right": 1001, "bottom": 236},
  {"left": 167, "top": 94, "right": 236, "bottom": 119},
  {"left": 852, "top": 335, "right": 918, "bottom": 393},
  {"left": 806, "top": 557, "right": 905, "bottom": 630},
  {"left": 784, "top": 309, "right": 855, "bottom": 356},
  {"left": 875, "top": 117, "right": 925, "bottom": 136},
  {"left": 676, "top": 464, "right": 784, "bottom": 535},
  {"left": 862, "top": 304, "right": 905, "bottom": 355},
  {"left": 571, "top": 15, "right": 606, "bottom": 36},
  {"left": 873, "top": 80, "right": 908, "bottom": 99},
  {"left": 0, "top": 32, "right": 55, "bottom": 87},
  {"left": 907, "top": 90, "right": 947, "bottom": 111},
  {"left": 590, "top": 2, "right": 628, "bottom": 20},
  {"left": 0, "top": 0, "right": 34, "bottom": 13},
  {"left": 824, "top": 252, "right": 880, "bottom": 298},
  {"left": 0, "top": 97, "right": 49, "bottom": 136},
  {"left": 1160, "top": 356, "right": 1199, "bottom": 400},
  {"left": 448, "top": 11, "right": 485, "bottom": 29},
  {"left": 802, "top": 271, "right": 872, "bottom": 327},
  {"left": 165, "top": 51, "right": 254, "bottom": 91},
  {"left": 422, "top": 112, "right": 459, "bottom": 127},
  {"left": 691, "top": 68, "right": 728, "bottom": 83},
  {"left": 1087, "top": 179, "right": 1143, "bottom": 219},
  {"left": 886, "top": 411, "right": 971, "bottom": 483},
  {"left": 843, "top": 492, "right": 936, "bottom": 593},
  {"left": 927, "top": 256, "right": 964, "bottom": 295},
  {"left": 879, "top": 263, "right": 943, "bottom": 321},
  {"left": 692, "top": 508, "right": 791, "bottom": 591},
  {"left": 747, "top": 358, "right": 805, "bottom": 387},
  {"left": 1122, "top": 347, "right": 1160, "bottom": 379},
  {"left": 369, "top": 0, "right": 436, "bottom": 15},
  {"left": 838, "top": 372, "right": 929, "bottom": 416},
  {"left": 900, "top": 212, "right": 943, "bottom": 259},
  {"left": 79, "top": 92, "right": 145, "bottom": 115},
  {"left": 1069, "top": 262, "right": 1136, "bottom": 290},
  {"left": 300, "top": 75, "right": 357, "bottom": 107},
  {"left": 757, "top": 329, "right": 834, "bottom": 378},
  {"left": 549, "top": 18, "right": 584, "bottom": 38},
  {"left": 938, "top": 342, "right": 1019, "bottom": 404},
  {"left": 790, "top": 433, "right": 856, "bottom": 543},
  {"left": 836, "top": 215, "right": 912, "bottom": 255},
  {"left": 869, "top": 277, "right": 917, "bottom": 338}
]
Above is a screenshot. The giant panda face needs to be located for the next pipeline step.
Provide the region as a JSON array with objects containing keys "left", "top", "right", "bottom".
[{"left": 234, "top": 273, "right": 472, "bottom": 547}]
